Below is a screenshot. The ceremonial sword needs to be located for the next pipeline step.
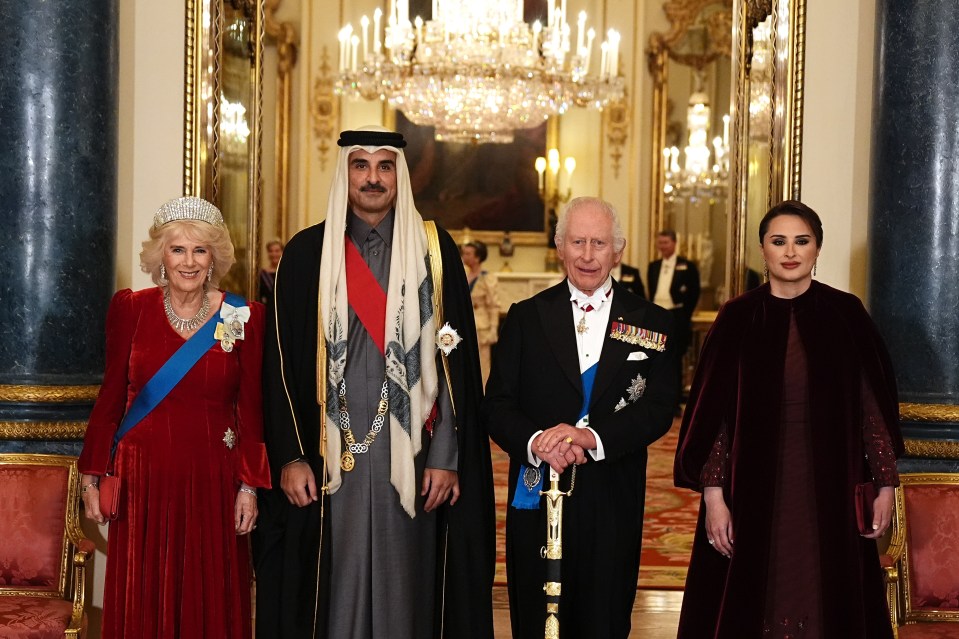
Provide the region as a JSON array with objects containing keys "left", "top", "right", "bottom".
[{"left": 540, "top": 463, "right": 576, "bottom": 639}]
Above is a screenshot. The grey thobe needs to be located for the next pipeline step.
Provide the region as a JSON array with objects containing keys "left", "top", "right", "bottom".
[{"left": 328, "top": 211, "right": 458, "bottom": 639}]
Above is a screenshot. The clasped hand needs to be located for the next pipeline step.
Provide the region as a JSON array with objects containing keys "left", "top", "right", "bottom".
[{"left": 533, "top": 424, "right": 591, "bottom": 474}]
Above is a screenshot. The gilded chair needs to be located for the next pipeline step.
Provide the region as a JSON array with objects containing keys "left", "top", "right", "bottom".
[
  {"left": 0, "top": 454, "right": 93, "bottom": 638},
  {"left": 883, "top": 473, "right": 959, "bottom": 639}
]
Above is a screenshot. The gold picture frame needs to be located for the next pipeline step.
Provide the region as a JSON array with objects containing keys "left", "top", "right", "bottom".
[{"left": 184, "top": 0, "right": 264, "bottom": 299}]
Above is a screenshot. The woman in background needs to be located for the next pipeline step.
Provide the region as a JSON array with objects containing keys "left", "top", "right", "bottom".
[
  {"left": 674, "top": 200, "right": 902, "bottom": 639},
  {"left": 258, "top": 238, "right": 284, "bottom": 304},
  {"left": 462, "top": 240, "right": 499, "bottom": 385},
  {"left": 78, "top": 197, "right": 270, "bottom": 638}
]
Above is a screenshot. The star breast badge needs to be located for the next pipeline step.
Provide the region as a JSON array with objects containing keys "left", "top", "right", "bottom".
[
  {"left": 223, "top": 428, "right": 236, "bottom": 450},
  {"left": 435, "top": 322, "right": 462, "bottom": 355},
  {"left": 627, "top": 373, "right": 647, "bottom": 401}
]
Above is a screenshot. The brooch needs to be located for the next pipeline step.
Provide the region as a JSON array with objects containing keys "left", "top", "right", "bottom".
[
  {"left": 628, "top": 373, "right": 647, "bottom": 401},
  {"left": 523, "top": 466, "right": 542, "bottom": 491},
  {"left": 215, "top": 302, "right": 251, "bottom": 352},
  {"left": 223, "top": 427, "right": 236, "bottom": 449},
  {"left": 435, "top": 322, "right": 462, "bottom": 355},
  {"left": 610, "top": 321, "right": 667, "bottom": 352},
  {"left": 614, "top": 373, "right": 647, "bottom": 412}
]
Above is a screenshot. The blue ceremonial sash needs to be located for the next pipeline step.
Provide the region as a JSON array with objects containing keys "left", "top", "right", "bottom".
[
  {"left": 512, "top": 361, "right": 598, "bottom": 509},
  {"left": 111, "top": 291, "right": 246, "bottom": 452}
]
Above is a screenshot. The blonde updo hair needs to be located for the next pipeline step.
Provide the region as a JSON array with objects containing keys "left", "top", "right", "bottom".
[{"left": 140, "top": 220, "right": 236, "bottom": 287}]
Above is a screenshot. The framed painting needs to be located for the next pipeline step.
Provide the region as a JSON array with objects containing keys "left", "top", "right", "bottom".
[{"left": 394, "top": 111, "right": 552, "bottom": 246}]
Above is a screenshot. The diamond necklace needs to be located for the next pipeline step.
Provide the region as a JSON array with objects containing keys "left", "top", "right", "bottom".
[{"left": 163, "top": 285, "right": 211, "bottom": 333}]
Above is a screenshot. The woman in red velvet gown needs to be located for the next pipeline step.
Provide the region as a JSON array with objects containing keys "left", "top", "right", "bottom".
[
  {"left": 78, "top": 197, "right": 270, "bottom": 639},
  {"left": 674, "top": 201, "right": 903, "bottom": 639}
]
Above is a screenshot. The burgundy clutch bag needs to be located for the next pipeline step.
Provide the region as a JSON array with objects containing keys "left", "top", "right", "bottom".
[
  {"left": 855, "top": 481, "right": 876, "bottom": 535},
  {"left": 98, "top": 474, "right": 121, "bottom": 521}
]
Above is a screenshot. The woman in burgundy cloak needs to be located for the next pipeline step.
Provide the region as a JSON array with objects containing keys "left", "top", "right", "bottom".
[
  {"left": 674, "top": 201, "right": 903, "bottom": 639},
  {"left": 78, "top": 197, "right": 271, "bottom": 638}
]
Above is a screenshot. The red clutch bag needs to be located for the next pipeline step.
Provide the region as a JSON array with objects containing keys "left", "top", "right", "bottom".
[
  {"left": 855, "top": 481, "right": 876, "bottom": 535},
  {"left": 98, "top": 474, "right": 121, "bottom": 521}
]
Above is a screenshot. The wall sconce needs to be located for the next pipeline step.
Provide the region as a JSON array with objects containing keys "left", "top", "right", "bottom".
[
  {"left": 535, "top": 148, "right": 576, "bottom": 212},
  {"left": 535, "top": 148, "right": 576, "bottom": 272}
]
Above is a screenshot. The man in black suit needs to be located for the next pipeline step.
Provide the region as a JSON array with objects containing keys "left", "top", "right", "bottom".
[
  {"left": 616, "top": 262, "right": 646, "bottom": 298},
  {"left": 483, "top": 197, "right": 679, "bottom": 638},
  {"left": 648, "top": 230, "right": 700, "bottom": 406}
]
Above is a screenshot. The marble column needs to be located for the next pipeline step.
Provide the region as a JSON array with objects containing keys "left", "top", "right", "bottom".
[
  {"left": 0, "top": 0, "right": 119, "bottom": 454},
  {"left": 870, "top": 0, "right": 959, "bottom": 470}
]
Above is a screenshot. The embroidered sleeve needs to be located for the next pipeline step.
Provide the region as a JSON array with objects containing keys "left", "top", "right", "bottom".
[
  {"left": 700, "top": 426, "right": 728, "bottom": 488},
  {"left": 862, "top": 375, "right": 899, "bottom": 487}
]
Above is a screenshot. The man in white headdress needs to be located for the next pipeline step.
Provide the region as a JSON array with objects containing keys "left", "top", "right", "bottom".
[{"left": 253, "top": 126, "right": 495, "bottom": 639}]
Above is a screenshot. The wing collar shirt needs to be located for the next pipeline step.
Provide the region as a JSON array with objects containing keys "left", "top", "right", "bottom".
[
  {"left": 526, "top": 277, "right": 612, "bottom": 466},
  {"left": 653, "top": 253, "right": 678, "bottom": 309}
]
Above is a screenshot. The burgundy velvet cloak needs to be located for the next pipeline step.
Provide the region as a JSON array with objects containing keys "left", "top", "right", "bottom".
[{"left": 674, "top": 281, "right": 903, "bottom": 638}]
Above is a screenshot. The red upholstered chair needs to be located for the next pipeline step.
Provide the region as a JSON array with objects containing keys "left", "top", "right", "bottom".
[
  {"left": 883, "top": 473, "right": 959, "bottom": 639},
  {"left": 0, "top": 454, "right": 93, "bottom": 638}
]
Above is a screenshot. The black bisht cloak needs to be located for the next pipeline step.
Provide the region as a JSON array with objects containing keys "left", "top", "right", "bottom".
[
  {"left": 674, "top": 281, "right": 904, "bottom": 639},
  {"left": 252, "top": 221, "right": 495, "bottom": 639}
]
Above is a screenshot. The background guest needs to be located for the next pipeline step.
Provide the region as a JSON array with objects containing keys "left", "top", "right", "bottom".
[
  {"left": 674, "top": 200, "right": 902, "bottom": 638},
  {"left": 615, "top": 261, "right": 647, "bottom": 298},
  {"left": 648, "top": 229, "right": 700, "bottom": 409},
  {"left": 259, "top": 238, "right": 284, "bottom": 304},
  {"left": 462, "top": 240, "right": 500, "bottom": 385},
  {"left": 78, "top": 197, "right": 270, "bottom": 639}
]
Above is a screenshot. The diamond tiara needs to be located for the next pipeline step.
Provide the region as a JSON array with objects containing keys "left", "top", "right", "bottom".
[{"left": 153, "top": 197, "right": 225, "bottom": 229}]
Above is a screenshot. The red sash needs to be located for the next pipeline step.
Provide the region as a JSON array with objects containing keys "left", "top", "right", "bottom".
[
  {"left": 345, "top": 237, "right": 387, "bottom": 355},
  {"left": 344, "top": 235, "right": 439, "bottom": 434}
]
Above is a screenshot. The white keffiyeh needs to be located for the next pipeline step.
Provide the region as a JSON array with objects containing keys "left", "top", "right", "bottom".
[{"left": 318, "top": 125, "right": 438, "bottom": 517}]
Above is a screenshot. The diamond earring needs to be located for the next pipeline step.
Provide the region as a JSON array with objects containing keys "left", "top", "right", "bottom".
[
  {"left": 160, "top": 264, "right": 166, "bottom": 282},
  {"left": 763, "top": 263, "right": 768, "bottom": 281},
  {"left": 207, "top": 264, "right": 214, "bottom": 282},
  {"left": 813, "top": 262, "right": 817, "bottom": 277}
]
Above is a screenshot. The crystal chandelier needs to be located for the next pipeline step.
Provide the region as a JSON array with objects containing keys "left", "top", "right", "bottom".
[
  {"left": 335, "top": 0, "right": 625, "bottom": 144},
  {"left": 663, "top": 90, "right": 729, "bottom": 202}
]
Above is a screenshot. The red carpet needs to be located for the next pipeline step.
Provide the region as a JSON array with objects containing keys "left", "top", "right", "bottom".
[{"left": 491, "top": 418, "right": 698, "bottom": 589}]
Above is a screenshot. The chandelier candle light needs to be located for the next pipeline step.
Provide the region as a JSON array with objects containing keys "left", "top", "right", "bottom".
[
  {"left": 336, "top": 0, "right": 625, "bottom": 143},
  {"left": 663, "top": 92, "right": 729, "bottom": 202}
]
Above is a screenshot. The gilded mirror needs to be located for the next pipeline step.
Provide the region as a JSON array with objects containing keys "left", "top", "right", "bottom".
[
  {"left": 648, "top": 1, "right": 733, "bottom": 311},
  {"left": 728, "top": 0, "right": 805, "bottom": 296},
  {"left": 184, "top": 0, "right": 264, "bottom": 299}
]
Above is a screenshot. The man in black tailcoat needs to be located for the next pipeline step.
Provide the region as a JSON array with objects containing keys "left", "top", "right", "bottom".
[{"left": 483, "top": 197, "right": 678, "bottom": 638}]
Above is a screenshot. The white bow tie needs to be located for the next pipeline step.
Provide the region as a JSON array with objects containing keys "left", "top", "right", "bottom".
[{"left": 572, "top": 289, "right": 608, "bottom": 312}]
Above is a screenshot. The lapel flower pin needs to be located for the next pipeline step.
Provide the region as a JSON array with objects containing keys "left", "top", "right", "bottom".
[
  {"left": 435, "top": 322, "right": 462, "bottom": 355},
  {"left": 215, "top": 302, "right": 251, "bottom": 352}
]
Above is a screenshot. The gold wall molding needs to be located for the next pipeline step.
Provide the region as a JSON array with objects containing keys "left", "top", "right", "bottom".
[
  {"left": 0, "top": 385, "right": 99, "bottom": 403},
  {"left": 0, "top": 421, "right": 87, "bottom": 440},
  {"left": 312, "top": 46, "right": 338, "bottom": 173},
  {"left": 605, "top": 97, "right": 629, "bottom": 180},
  {"left": 656, "top": 0, "right": 733, "bottom": 65},
  {"left": 900, "top": 402, "right": 959, "bottom": 423},
  {"left": 265, "top": 0, "right": 298, "bottom": 241},
  {"left": 903, "top": 439, "right": 959, "bottom": 460}
]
